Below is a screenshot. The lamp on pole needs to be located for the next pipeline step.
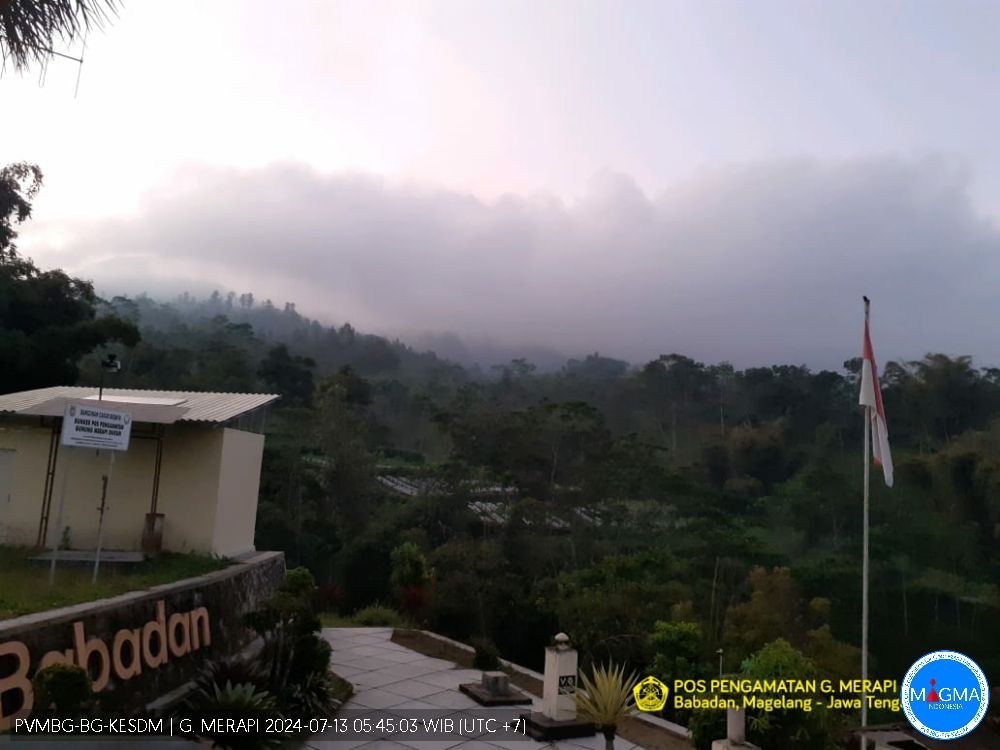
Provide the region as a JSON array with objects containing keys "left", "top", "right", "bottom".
[
  {"left": 98, "top": 354, "right": 121, "bottom": 401},
  {"left": 93, "top": 353, "right": 121, "bottom": 585}
]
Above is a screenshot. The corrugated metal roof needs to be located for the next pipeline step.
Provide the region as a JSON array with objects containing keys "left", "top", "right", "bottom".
[
  {"left": 20, "top": 397, "right": 190, "bottom": 424},
  {"left": 0, "top": 387, "right": 279, "bottom": 424}
]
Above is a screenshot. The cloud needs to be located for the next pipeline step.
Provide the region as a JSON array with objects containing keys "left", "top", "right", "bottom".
[{"left": 23, "top": 156, "right": 1000, "bottom": 369}]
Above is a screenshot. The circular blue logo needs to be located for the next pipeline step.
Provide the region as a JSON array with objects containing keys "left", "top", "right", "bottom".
[{"left": 901, "top": 650, "right": 989, "bottom": 740}]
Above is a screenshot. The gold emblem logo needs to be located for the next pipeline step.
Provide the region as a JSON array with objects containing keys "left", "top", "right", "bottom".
[{"left": 633, "top": 676, "right": 669, "bottom": 712}]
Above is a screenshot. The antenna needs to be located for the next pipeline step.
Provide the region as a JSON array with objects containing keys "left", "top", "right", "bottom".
[
  {"left": 74, "top": 29, "right": 89, "bottom": 98},
  {"left": 3, "top": 39, "right": 88, "bottom": 97}
]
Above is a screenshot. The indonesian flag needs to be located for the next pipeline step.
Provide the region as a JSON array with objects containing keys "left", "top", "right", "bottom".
[{"left": 859, "top": 308, "right": 893, "bottom": 487}]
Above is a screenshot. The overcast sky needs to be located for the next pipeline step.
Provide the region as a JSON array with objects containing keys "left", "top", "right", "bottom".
[{"left": 4, "top": 0, "right": 1000, "bottom": 368}]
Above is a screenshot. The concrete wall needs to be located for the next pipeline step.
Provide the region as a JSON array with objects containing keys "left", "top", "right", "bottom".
[
  {"left": 0, "top": 551, "right": 284, "bottom": 729},
  {"left": 212, "top": 428, "right": 264, "bottom": 558},
  {"left": 155, "top": 424, "right": 225, "bottom": 554},
  {"left": 0, "top": 422, "right": 51, "bottom": 547},
  {"left": 0, "top": 420, "right": 266, "bottom": 556},
  {"left": 52, "top": 436, "right": 157, "bottom": 553}
]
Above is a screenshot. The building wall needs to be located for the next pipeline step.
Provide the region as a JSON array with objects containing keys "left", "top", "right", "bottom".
[
  {"left": 54, "top": 435, "right": 157, "bottom": 552},
  {"left": 211, "top": 428, "right": 264, "bottom": 557},
  {"left": 155, "top": 424, "right": 224, "bottom": 554},
  {"left": 0, "top": 423, "right": 161, "bottom": 551},
  {"left": 0, "top": 422, "right": 52, "bottom": 546},
  {"left": 0, "top": 420, "right": 265, "bottom": 556}
]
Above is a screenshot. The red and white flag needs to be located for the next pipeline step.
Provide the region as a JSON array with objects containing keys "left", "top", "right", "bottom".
[{"left": 859, "top": 306, "right": 893, "bottom": 487}]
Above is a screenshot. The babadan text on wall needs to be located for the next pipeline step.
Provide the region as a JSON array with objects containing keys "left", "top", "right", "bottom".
[{"left": 0, "top": 600, "right": 209, "bottom": 729}]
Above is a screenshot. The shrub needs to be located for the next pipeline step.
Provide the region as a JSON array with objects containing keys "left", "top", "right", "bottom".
[
  {"left": 329, "top": 672, "right": 354, "bottom": 704},
  {"left": 284, "top": 671, "right": 336, "bottom": 717},
  {"left": 283, "top": 566, "right": 317, "bottom": 599},
  {"left": 193, "top": 657, "right": 269, "bottom": 695},
  {"left": 243, "top": 566, "right": 322, "bottom": 691},
  {"left": 240, "top": 566, "right": 345, "bottom": 723},
  {"left": 471, "top": 637, "right": 500, "bottom": 670},
  {"left": 317, "top": 581, "right": 345, "bottom": 611},
  {"left": 399, "top": 584, "right": 430, "bottom": 619},
  {"left": 352, "top": 604, "right": 403, "bottom": 626},
  {"left": 390, "top": 542, "right": 434, "bottom": 591},
  {"left": 288, "top": 634, "right": 332, "bottom": 684},
  {"left": 32, "top": 663, "right": 92, "bottom": 715},
  {"left": 183, "top": 681, "right": 281, "bottom": 750}
]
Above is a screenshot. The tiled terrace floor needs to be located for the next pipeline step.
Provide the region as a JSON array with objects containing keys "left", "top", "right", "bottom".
[{"left": 307, "top": 627, "right": 641, "bottom": 750}]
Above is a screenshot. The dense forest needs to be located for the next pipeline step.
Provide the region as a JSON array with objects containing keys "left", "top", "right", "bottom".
[
  {"left": 4, "top": 164, "right": 999, "bottom": 748},
  {"left": 84, "top": 295, "right": 1000, "bottom": 747}
]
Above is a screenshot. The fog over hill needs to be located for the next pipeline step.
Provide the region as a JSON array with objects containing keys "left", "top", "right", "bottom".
[{"left": 29, "top": 155, "right": 1000, "bottom": 371}]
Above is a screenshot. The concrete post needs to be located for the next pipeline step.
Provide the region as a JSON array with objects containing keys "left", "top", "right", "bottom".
[
  {"left": 727, "top": 708, "right": 746, "bottom": 743},
  {"left": 542, "top": 633, "right": 578, "bottom": 721},
  {"left": 711, "top": 708, "right": 760, "bottom": 750}
]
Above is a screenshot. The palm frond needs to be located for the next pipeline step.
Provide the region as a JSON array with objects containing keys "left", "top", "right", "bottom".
[
  {"left": 572, "top": 662, "right": 638, "bottom": 729},
  {"left": 1, "top": 0, "right": 119, "bottom": 71}
]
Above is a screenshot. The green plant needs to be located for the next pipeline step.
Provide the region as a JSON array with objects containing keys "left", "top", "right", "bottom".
[
  {"left": 31, "top": 663, "right": 93, "bottom": 715},
  {"left": 648, "top": 620, "right": 704, "bottom": 721},
  {"left": 739, "top": 639, "right": 841, "bottom": 750},
  {"left": 243, "top": 566, "right": 320, "bottom": 691},
  {"left": 193, "top": 657, "right": 269, "bottom": 695},
  {"left": 329, "top": 672, "right": 354, "bottom": 704},
  {"left": 351, "top": 604, "right": 403, "bottom": 626},
  {"left": 59, "top": 526, "right": 71, "bottom": 550},
  {"left": 573, "top": 662, "right": 638, "bottom": 750},
  {"left": 184, "top": 681, "right": 281, "bottom": 750},
  {"left": 240, "top": 566, "right": 345, "bottom": 722},
  {"left": 390, "top": 542, "right": 435, "bottom": 619},
  {"left": 288, "top": 633, "right": 332, "bottom": 683},
  {"left": 283, "top": 566, "right": 318, "bottom": 600},
  {"left": 390, "top": 542, "right": 435, "bottom": 590},
  {"left": 284, "top": 671, "right": 336, "bottom": 717},
  {"left": 471, "top": 637, "right": 500, "bottom": 670}
]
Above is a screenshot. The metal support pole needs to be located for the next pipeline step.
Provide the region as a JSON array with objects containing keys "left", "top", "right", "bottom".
[
  {"left": 92, "top": 451, "right": 115, "bottom": 584},
  {"left": 37, "top": 423, "right": 60, "bottom": 547},
  {"left": 48, "top": 448, "right": 72, "bottom": 586},
  {"left": 861, "top": 407, "right": 871, "bottom": 743}
]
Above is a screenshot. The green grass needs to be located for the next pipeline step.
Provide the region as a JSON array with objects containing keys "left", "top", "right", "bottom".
[
  {"left": 0, "top": 546, "right": 231, "bottom": 620},
  {"left": 319, "top": 612, "right": 357, "bottom": 627},
  {"left": 319, "top": 606, "right": 415, "bottom": 628}
]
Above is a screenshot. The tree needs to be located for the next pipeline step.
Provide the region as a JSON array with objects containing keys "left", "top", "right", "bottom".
[
  {"left": 739, "top": 640, "right": 840, "bottom": 750},
  {"left": 708, "top": 362, "right": 735, "bottom": 437},
  {"left": 648, "top": 620, "right": 704, "bottom": 685},
  {"left": 726, "top": 422, "right": 795, "bottom": 490},
  {"left": 641, "top": 354, "right": 711, "bottom": 458},
  {"left": 258, "top": 344, "right": 316, "bottom": 406},
  {"left": 389, "top": 541, "right": 435, "bottom": 619},
  {"left": 0, "top": 163, "right": 41, "bottom": 250},
  {"left": 689, "top": 639, "right": 841, "bottom": 750},
  {"left": 564, "top": 353, "right": 629, "bottom": 380},
  {"left": 1, "top": 0, "right": 118, "bottom": 71},
  {"left": 0, "top": 163, "right": 139, "bottom": 392},
  {"left": 648, "top": 620, "right": 706, "bottom": 722},
  {"left": 316, "top": 368, "right": 378, "bottom": 534}
]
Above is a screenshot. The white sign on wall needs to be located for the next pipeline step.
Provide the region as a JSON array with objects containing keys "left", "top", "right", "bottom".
[{"left": 60, "top": 403, "right": 132, "bottom": 451}]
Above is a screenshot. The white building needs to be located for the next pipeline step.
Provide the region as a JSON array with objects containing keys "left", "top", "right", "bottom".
[{"left": 0, "top": 387, "right": 279, "bottom": 558}]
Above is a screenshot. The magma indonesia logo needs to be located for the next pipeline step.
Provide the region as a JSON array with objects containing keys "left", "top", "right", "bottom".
[
  {"left": 633, "top": 676, "right": 669, "bottom": 712},
  {"left": 901, "top": 650, "right": 989, "bottom": 740}
]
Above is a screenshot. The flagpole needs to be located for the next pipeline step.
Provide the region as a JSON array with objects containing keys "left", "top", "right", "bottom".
[
  {"left": 862, "top": 404, "right": 870, "bottom": 733},
  {"left": 861, "top": 297, "right": 871, "bottom": 745}
]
